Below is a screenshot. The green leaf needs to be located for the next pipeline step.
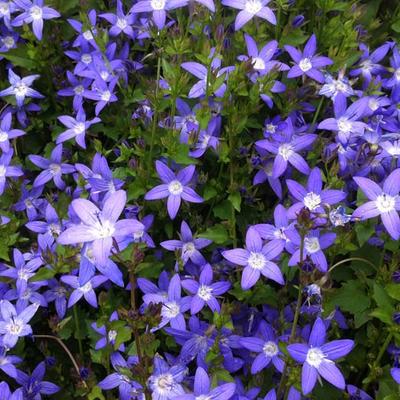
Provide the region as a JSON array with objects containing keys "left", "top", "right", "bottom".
[
  {"left": 0, "top": 47, "right": 38, "bottom": 69},
  {"left": 200, "top": 224, "right": 229, "bottom": 244},
  {"left": 88, "top": 385, "right": 105, "bottom": 400},
  {"left": 228, "top": 192, "right": 241, "bottom": 212},
  {"left": 203, "top": 185, "right": 218, "bottom": 201},
  {"left": 31, "top": 267, "right": 56, "bottom": 282},
  {"left": 386, "top": 283, "right": 400, "bottom": 301},
  {"left": 373, "top": 283, "right": 394, "bottom": 313},
  {"left": 213, "top": 200, "right": 231, "bottom": 220},
  {"left": 355, "top": 219, "right": 376, "bottom": 246}
]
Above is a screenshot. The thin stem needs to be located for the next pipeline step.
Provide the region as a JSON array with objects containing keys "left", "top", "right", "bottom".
[
  {"left": 73, "top": 305, "right": 84, "bottom": 360},
  {"left": 328, "top": 257, "right": 377, "bottom": 273},
  {"left": 33, "top": 335, "right": 87, "bottom": 389},
  {"left": 311, "top": 97, "right": 324, "bottom": 127}
]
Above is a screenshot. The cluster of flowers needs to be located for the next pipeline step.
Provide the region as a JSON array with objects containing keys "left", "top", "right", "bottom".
[{"left": 0, "top": 0, "right": 399, "bottom": 399}]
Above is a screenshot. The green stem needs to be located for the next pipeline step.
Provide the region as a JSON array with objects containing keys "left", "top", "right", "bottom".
[
  {"left": 73, "top": 305, "right": 84, "bottom": 361},
  {"left": 311, "top": 97, "right": 324, "bottom": 127},
  {"left": 228, "top": 128, "right": 237, "bottom": 248},
  {"left": 328, "top": 257, "right": 377, "bottom": 273}
]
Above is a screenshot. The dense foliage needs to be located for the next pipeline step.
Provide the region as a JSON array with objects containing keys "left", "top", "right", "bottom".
[{"left": 0, "top": 0, "right": 400, "bottom": 399}]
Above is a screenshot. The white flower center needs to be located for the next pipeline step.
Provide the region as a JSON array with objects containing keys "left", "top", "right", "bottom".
[
  {"left": 151, "top": 0, "right": 166, "bottom": 10},
  {"left": 375, "top": 193, "right": 396, "bottom": 213},
  {"left": 248, "top": 252, "right": 266, "bottom": 270},
  {"left": 2, "top": 36, "right": 14, "bottom": 49},
  {"left": 30, "top": 5, "right": 43, "bottom": 20},
  {"left": 56, "top": 287, "right": 66, "bottom": 297},
  {"left": 278, "top": 143, "right": 294, "bottom": 161},
  {"left": 18, "top": 269, "right": 29, "bottom": 281},
  {"left": 252, "top": 57, "right": 265, "bottom": 71},
  {"left": 162, "top": 301, "right": 180, "bottom": 319},
  {"left": 80, "top": 281, "right": 92, "bottom": 293},
  {"left": 368, "top": 99, "right": 379, "bottom": 111},
  {"left": 6, "top": 319, "right": 23, "bottom": 335},
  {"left": 201, "top": 134, "right": 211, "bottom": 148},
  {"left": 14, "top": 82, "right": 28, "bottom": 97},
  {"left": 197, "top": 285, "right": 213, "bottom": 301},
  {"left": 74, "top": 122, "right": 86, "bottom": 135},
  {"left": 304, "top": 237, "right": 321, "bottom": 254},
  {"left": 116, "top": 17, "right": 127, "bottom": 29},
  {"left": 83, "top": 30, "right": 93, "bottom": 40},
  {"left": 154, "top": 373, "right": 174, "bottom": 393},
  {"left": 263, "top": 341, "right": 279, "bottom": 357},
  {"left": 0, "top": 2, "right": 9, "bottom": 15},
  {"left": 361, "top": 59, "right": 373, "bottom": 71},
  {"left": 101, "top": 91, "right": 111, "bottom": 102},
  {"left": 0, "top": 165, "right": 5, "bottom": 177},
  {"left": 335, "top": 80, "right": 347, "bottom": 92},
  {"left": 100, "top": 71, "right": 109, "bottom": 81},
  {"left": 96, "top": 220, "right": 115, "bottom": 238},
  {"left": 81, "top": 54, "right": 92, "bottom": 64},
  {"left": 74, "top": 85, "right": 84, "bottom": 95},
  {"left": 274, "top": 228, "right": 287, "bottom": 240},
  {"left": 0, "top": 130, "right": 8, "bottom": 142},
  {"left": 108, "top": 330, "right": 117, "bottom": 341},
  {"left": 299, "top": 58, "right": 312, "bottom": 72},
  {"left": 168, "top": 180, "right": 183, "bottom": 195},
  {"left": 303, "top": 192, "right": 321, "bottom": 211},
  {"left": 182, "top": 242, "right": 195, "bottom": 256},
  {"left": 49, "top": 223, "right": 61, "bottom": 236},
  {"left": 21, "top": 288, "right": 32, "bottom": 300},
  {"left": 306, "top": 347, "right": 326, "bottom": 368},
  {"left": 49, "top": 163, "right": 61, "bottom": 175},
  {"left": 396, "top": 68, "right": 400, "bottom": 80},
  {"left": 337, "top": 118, "right": 352, "bottom": 133},
  {"left": 245, "top": 0, "right": 262, "bottom": 14},
  {"left": 133, "top": 230, "right": 144, "bottom": 240}
]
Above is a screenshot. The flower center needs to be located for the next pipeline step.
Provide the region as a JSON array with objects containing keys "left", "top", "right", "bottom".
[
  {"left": 248, "top": 252, "right": 266, "bottom": 270},
  {"left": 97, "top": 219, "right": 115, "bottom": 238},
  {"left": 56, "top": 287, "right": 66, "bottom": 297},
  {"left": 303, "top": 192, "right": 321, "bottom": 211},
  {"left": 49, "top": 223, "right": 61, "bottom": 236},
  {"left": 368, "top": 98, "right": 379, "bottom": 111},
  {"left": 18, "top": 269, "right": 29, "bottom": 281},
  {"left": 263, "top": 341, "right": 279, "bottom": 357},
  {"left": 245, "top": 0, "right": 262, "bottom": 14},
  {"left": 49, "top": 163, "right": 61, "bottom": 175},
  {"left": 21, "top": 288, "right": 32, "bottom": 300},
  {"left": 74, "top": 85, "right": 84, "bottom": 95},
  {"left": 83, "top": 30, "right": 93, "bottom": 40},
  {"left": 337, "top": 118, "right": 352, "bottom": 133},
  {"left": 201, "top": 134, "right": 211, "bottom": 148},
  {"left": 162, "top": 301, "right": 180, "bottom": 319},
  {"left": 304, "top": 237, "right": 321, "bottom": 254},
  {"left": 30, "top": 5, "right": 43, "bottom": 20},
  {"left": 2, "top": 36, "right": 14, "bottom": 49},
  {"left": 168, "top": 180, "right": 183, "bottom": 195},
  {"left": 80, "top": 281, "right": 92, "bottom": 293},
  {"left": 0, "top": 2, "right": 9, "bottom": 15},
  {"left": 299, "top": 58, "right": 312, "bottom": 72},
  {"left": 133, "top": 230, "right": 144, "bottom": 240},
  {"left": 274, "top": 228, "right": 287, "bottom": 240},
  {"left": 197, "top": 285, "right": 213, "bottom": 301},
  {"left": 74, "top": 122, "right": 86, "bottom": 135},
  {"left": 116, "top": 17, "right": 127, "bottom": 29},
  {"left": 0, "top": 130, "right": 8, "bottom": 142},
  {"left": 14, "top": 82, "right": 28, "bottom": 97},
  {"left": 151, "top": 0, "right": 166, "bottom": 10},
  {"left": 396, "top": 68, "right": 400, "bottom": 80},
  {"left": 6, "top": 319, "right": 23, "bottom": 335},
  {"left": 0, "top": 165, "right": 5, "bottom": 177},
  {"left": 278, "top": 143, "right": 294, "bottom": 161},
  {"left": 361, "top": 59, "right": 373, "bottom": 71},
  {"left": 252, "top": 57, "right": 265, "bottom": 71},
  {"left": 108, "top": 329, "right": 117, "bottom": 342},
  {"left": 81, "top": 54, "right": 92, "bottom": 64},
  {"left": 101, "top": 90, "right": 111, "bottom": 102},
  {"left": 182, "top": 242, "right": 195, "bottom": 257},
  {"left": 306, "top": 347, "right": 326, "bottom": 368},
  {"left": 375, "top": 193, "right": 396, "bottom": 213},
  {"left": 100, "top": 71, "right": 109, "bottom": 81},
  {"left": 266, "top": 123, "right": 276, "bottom": 133},
  {"left": 155, "top": 373, "right": 174, "bottom": 393}
]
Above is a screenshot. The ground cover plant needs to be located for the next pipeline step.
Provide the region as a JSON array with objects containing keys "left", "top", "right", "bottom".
[{"left": 0, "top": 0, "right": 400, "bottom": 398}]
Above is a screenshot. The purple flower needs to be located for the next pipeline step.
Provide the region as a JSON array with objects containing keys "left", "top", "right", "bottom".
[
  {"left": 347, "top": 385, "right": 373, "bottom": 400},
  {"left": 145, "top": 161, "right": 203, "bottom": 220},
  {"left": 4, "top": 281, "right": 48, "bottom": 310},
  {"left": 0, "top": 112, "right": 25, "bottom": 152},
  {"left": 57, "top": 107, "right": 101, "bottom": 149},
  {"left": 100, "top": 0, "right": 136, "bottom": 38},
  {"left": 0, "top": 346, "right": 21, "bottom": 378},
  {"left": 91, "top": 311, "right": 125, "bottom": 350},
  {"left": 15, "top": 361, "right": 60, "bottom": 399},
  {"left": 0, "top": 149, "right": 23, "bottom": 194},
  {"left": 12, "top": 0, "right": 60, "bottom": 40},
  {"left": 161, "top": 221, "right": 212, "bottom": 265},
  {"left": 182, "top": 263, "right": 231, "bottom": 314},
  {"left": 84, "top": 77, "right": 118, "bottom": 115},
  {"left": 175, "top": 367, "right": 235, "bottom": 400},
  {"left": 43, "top": 279, "right": 67, "bottom": 319},
  {"left": 57, "top": 71, "right": 91, "bottom": 112},
  {"left": 285, "top": 34, "right": 333, "bottom": 83},
  {"left": 391, "top": 367, "right": 400, "bottom": 384},
  {"left": 222, "top": 227, "right": 284, "bottom": 290},
  {"left": 138, "top": 270, "right": 169, "bottom": 307},
  {"left": 29, "top": 144, "right": 75, "bottom": 190},
  {"left": 58, "top": 190, "right": 144, "bottom": 266},
  {"left": 384, "top": 46, "right": 400, "bottom": 101},
  {"left": 173, "top": 98, "right": 200, "bottom": 143},
  {"left": 0, "top": 69, "right": 44, "bottom": 108},
  {"left": 189, "top": 116, "right": 221, "bottom": 158},
  {"left": 0, "top": 382, "right": 23, "bottom": 400},
  {"left": 221, "top": 0, "right": 276, "bottom": 30},
  {"left": 130, "top": 0, "right": 189, "bottom": 30},
  {"left": 287, "top": 317, "right": 354, "bottom": 395},
  {"left": 352, "top": 169, "right": 400, "bottom": 239},
  {"left": 0, "top": 300, "right": 38, "bottom": 348},
  {"left": 13, "top": 184, "right": 44, "bottom": 221},
  {"left": 239, "top": 320, "right": 284, "bottom": 374},
  {"left": 286, "top": 167, "right": 346, "bottom": 219}
]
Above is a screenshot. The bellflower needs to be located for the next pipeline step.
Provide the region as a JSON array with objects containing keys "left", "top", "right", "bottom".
[
  {"left": 58, "top": 190, "right": 144, "bottom": 265},
  {"left": 222, "top": 227, "right": 284, "bottom": 290},
  {"left": 145, "top": 161, "right": 203, "bottom": 220},
  {"left": 12, "top": 0, "right": 60, "bottom": 40},
  {"left": 181, "top": 263, "right": 231, "bottom": 314},
  {"left": 347, "top": 385, "right": 373, "bottom": 400},
  {"left": 68, "top": 9, "right": 98, "bottom": 48},
  {"left": 173, "top": 98, "right": 200, "bottom": 143},
  {"left": 352, "top": 169, "right": 400, "bottom": 239},
  {"left": 0, "top": 69, "right": 44, "bottom": 108},
  {"left": 4, "top": 281, "right": 48, "bottom": 310},
  {"left": 189, "top": 116, "right": 221, "bottom": 158},
  {"left": 130, "top": 0, "right": 189, "bottom": 31},
  {"left": 0, "top": 149, "right": 23, "bottom": 195},
  {"left": 239, "top": 320, "right": 284, "bottom": 373},
  {"left": 221, "top": 0, "right": 276, "bottom": 30},
  {"left": 137, "top": 270, "right": 170, "bottom": 307},
  {"left": 175, "top": 367, "right": 235, "bottom": 400},
  {"left": 287, "top": 317, "right": 354, "bottom": 395},
  {"left": 286, "top": 167, "right": 346, "bottom": 219},
  {"left": 100, "top": 0, "right": 136, "bottom": 39},
  {"left": 57, "top": 107, "right": 101, "bottom": 149},
  {"left": 161, "top": 221, "right": 212, "bottom": 265},
  {"left": 43, "top": 279, "right": 67, "bottom": 319},
  {"left": 0, "top": 1, "right": 15, "bottom": 27},
  {"left": 0, "top": 112, "right": 25, "bottom": 152},
  {"left": 285, "top": 34, "right": 333, "bottom": 83},
  {"left": 0, "top": 346, "right": 21, "bottom": 378},
  {"left": 57, "top": 71, "right": 92, "bottom": 111},
  {"left": 29, "top": 144, "right": 75, "bottom": 190},
  {"left": 91, "top": 311, "right": 125, "bottom": 350},
  {"left": 84, "top": 77, "right": 118, "bottom": 115},
  {"left": 0, "top": 300, "right": 38, "bottom": 348},
  {"left": 384, "top": 46, "right": 400, "bottom": 101}
]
